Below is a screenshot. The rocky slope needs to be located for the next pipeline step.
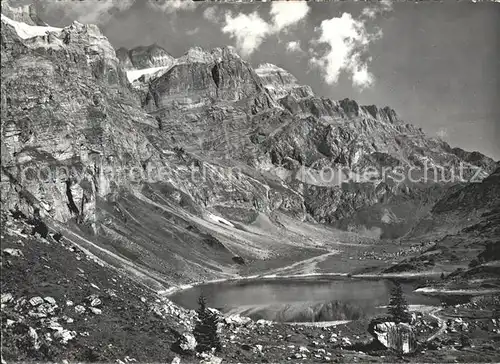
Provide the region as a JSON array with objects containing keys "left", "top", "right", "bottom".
[
  {"left": 1, "top": 212, "right": 192, "bottom": 362},
  {"left": 0, "top": 1, "right": 46, "bottom": 26},
  {"left": 2, "top": 0, "right": 498, "bottom": 289},
  {"left": 2, "top": 3, "right": 500, "bottom": 362},
  {"left": 116, "top": 43, "right": 175, "bottom": 71},
  {"left": 125, "top": 43, "right": 497, "bottom": 239},
  {"left": 383, "top": 166, "right": 500, "bottom": 288},
  {"left": 0, "top": 4, "right": 326, "bottom": 291}
]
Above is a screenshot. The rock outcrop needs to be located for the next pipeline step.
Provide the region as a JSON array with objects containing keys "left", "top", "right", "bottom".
[
  {"left": 368, "top": 320, "right": 417, "bottom": 354},
  {"left": 255, "top": 63, "right": 314, "bottom": 100},
  {"left": 0, "top": 1, "right": 46, "bottom": 26},
  {"left": 0, "top": 4, "right": 307, "bottom": 287},
  {"left": 1, "top": 1, "right": 498, "bottom": 288},
  {"left": 144, "top": 46, "right": 271, "bottom": 113},
  {"left": 117, "top": 43, "right": 175, "bottom": 70},
  {"left": 1, "top": 10, "right": 153, "bottom": 225}
]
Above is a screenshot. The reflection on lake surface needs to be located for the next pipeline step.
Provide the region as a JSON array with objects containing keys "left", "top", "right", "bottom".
[{"left": 168, "top": 277, "right": 441, "bottom": 322}]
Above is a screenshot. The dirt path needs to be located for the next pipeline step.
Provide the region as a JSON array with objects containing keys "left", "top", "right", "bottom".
[
  {"left": 259, "top": 251, "right": 340, "bottom": 276},
  {"left": 52, "top": 222, "right": 172, "bottom": 291},
  {"left": 427, "top": 307, "right": 447, "bottom": 342}
]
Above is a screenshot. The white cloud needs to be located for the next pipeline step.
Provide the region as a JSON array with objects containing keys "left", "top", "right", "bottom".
[
  {"left": 286, "top": 41, "right": 303, "bottom": 53},
  {"left": 361, "top": 8, "right": 377, "bottom": 19},
  {"left": 270, "top": 1, "right": 310, "bottom": 32},
  {"left": 148, "top": 0, "right": 197, "bottom": 13},
  {"left": 37, "top": 0, "right": 135, "bottom": 25},
  {"left": 437, "top": 128, "right": 449, "bottom": 139},
  {"left": 186, "top": 27, "right": 199, "bottom": 36},
  {"left": 309, "top": 4, "right": 390, "bottom": 90},
  {"left": 203, "top": 7, "right": 219, "bottom": 22},
  {"left": 222, "top": 11, "right": 272, "bottom": 57},
  {"left": 308, "top": 0, "right": 393, "bottom": 88},
  {"left": 361, "top": 0, "right": 393, "bottom": 19},
  {"left": 220, "top": 2, "right": 310, "bottom": 57},
  {"left": 381, "top": 0, "right": 394, "bottom": 12},
  {"left": 309, "top": 13, "right": 372, "bottom": 86},
  {"left": 351, "top": 63, "right": 374, "bottom": 90}
]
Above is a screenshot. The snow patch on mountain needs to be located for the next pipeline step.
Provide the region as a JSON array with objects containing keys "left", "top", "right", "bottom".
[
  {"left": 207, "top": 213, "right": 235, "bottom": 228},
  {"left": 1, "top": 14, "right": 61, "bottom": 39},
  {"left": 126, "top": 66, "right": 171, "bottom": 83},
  {"left": 255, "top": 63, "right": 293, "bottom": 78}
]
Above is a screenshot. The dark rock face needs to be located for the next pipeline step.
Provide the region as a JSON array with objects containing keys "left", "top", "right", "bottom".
[
  {"left": 115, "top": 47, "right": 134, "bottom": 70},
  {"left": 1, "top": 2, "right": 498, "bottom": 267},
  {"left": 117, "top": 44, "right": 175, "bottom": 70},
  {"left": 232, "top": 256, "right": 245, "bottom": 265},
  {"left": 368, "top": 320, "right": 417, "bottom": 354},
  {"left": 432, "top": 166, "right": 500, "bottom": 213},
  {"left": 144, "top": 46, "right": 267, "bottom": 113},
  {"left": 392, "top": 166, "right": 500, "bottom": 275},
  {"left": 0, "top": 2, "right": 46, "bottom": 26},
  {"left": 450, "top": 147, "right": 497, "bottom": 171},
  {"left": 255, "top": 63, "right": 314, "bottom": 100},
  {"left": 1, "top": 12, "right": 156, "bottom": 225},
  {"left": 0, "top": 5, "right": 309, "bottom": 286}
]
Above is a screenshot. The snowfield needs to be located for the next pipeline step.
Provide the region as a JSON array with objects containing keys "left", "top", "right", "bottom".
[
  {"left": 126, "top": 66, "right": 170, "bottom": 83},
  {"left": 207, "top": 213, "right": 235, "bottom": 228},
  {"left": 1, "top": 14, "right": 61, "bottom": 39}
]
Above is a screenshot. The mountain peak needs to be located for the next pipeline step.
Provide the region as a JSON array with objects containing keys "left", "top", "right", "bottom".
[
  {"left": 255, "top": 62, "right": 314, "bottom": 100},
  {"left": 116, "top": 43, "right": 174, "bottom": 71},
  {"left": 175, "top": 45, "right": 241, "bottom": 65},
  {"left": 0, "top": 1, "right": 46, "bottom": 26},
  {"left": 1, "top": 12, "right": 61, "bottom": 40}
]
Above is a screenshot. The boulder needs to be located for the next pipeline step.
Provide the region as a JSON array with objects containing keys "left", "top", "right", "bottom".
[
  {"left": 44, "top": 296, "right": 56, "bottom": 305},
  {"left": 224, "top": 314, "right": 251, "bottom": 326},
  {"left": 28, "top": 327, "right": 40, "bottom": 350},
  {"left": 29, "top": 296, "right": 44, "bottom": 306},
  {"left": 88, "top": 296, "right": 102, "bottom": 307},
  {"left": 368, "top": 319, "right": 417, "bottom": 354},
  {"left": 89, "top": 307, "right": 102, "bottom": 315},
  {"left": 1, "top": 293, "right": 14, "bottom": 304},
  {"left": 53, "top": 329, "right": 77, "bottom": 344},
  {"left": 199, "top": 352, "right": 222, "bottom": 364},
  {"left": 3, "top": 248, "right": 23, "bottom": 257},
  {"left": 341, "top": 337, "right": 352, "bottom": 346},
  {"left": 232, "top": 256, "right": 245, "bottom": 265},
  {"left": 172, "top": 332, "right": 197, "bottom": 355},
  {"left": 74, "top": 305, "right": 86, "bottom": 314}
]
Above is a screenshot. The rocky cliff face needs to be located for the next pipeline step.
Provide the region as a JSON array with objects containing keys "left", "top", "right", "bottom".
[
  {"left": 143, "top": 46, "right": 273, "bottom": 112},
  {"left": 1, "top": 3, "right": 498, "bottom": 285},
  {"left": 255, "top": 63, "right": 314, "bottom": 100},
  {"left": 0, "top": 1, "right": 46, "bottom": 26},
  {"left": 1, "top": 12, "right": 155, "bottom": 226},
  {"left": 384, "top": 166, "right": 500, "bottom": 281},
  {"left": 0, "top": 5, "right": 309, "bottom": 286},
  {"left": 116, "top": 43, "right": 175, "bottom": 70}
]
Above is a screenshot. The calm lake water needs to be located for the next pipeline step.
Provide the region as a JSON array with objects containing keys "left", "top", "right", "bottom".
[{"left": 168, "top": 276, "right": 441, "bottom": 322}]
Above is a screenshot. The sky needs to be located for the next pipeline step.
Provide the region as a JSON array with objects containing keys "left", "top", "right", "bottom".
[{"left": 13, "top": 0, "right": 500, "bottom": 160}]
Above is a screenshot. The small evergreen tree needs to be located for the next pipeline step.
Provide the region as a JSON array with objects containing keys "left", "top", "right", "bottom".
[
  {"left": 388, "top": 282, "right": 411, "bottom": 323},
  {"left": 193, "top": 294, "right": 221, "bottom": 353}
]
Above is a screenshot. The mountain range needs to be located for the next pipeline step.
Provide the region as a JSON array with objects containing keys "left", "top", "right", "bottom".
[
  {"left": 1, "top": 2, "right": 499, "bottom": 361},
  {"left": 1, "top": 1, "right": 498, "bottom": 285}
]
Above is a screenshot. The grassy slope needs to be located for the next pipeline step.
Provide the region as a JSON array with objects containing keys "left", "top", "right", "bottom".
[
  {"left": 380, "top": 168, "right": 500, "bottom": 289},
  {"left": 1, "top": 213, "right": 191, "bottom": 362}
]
